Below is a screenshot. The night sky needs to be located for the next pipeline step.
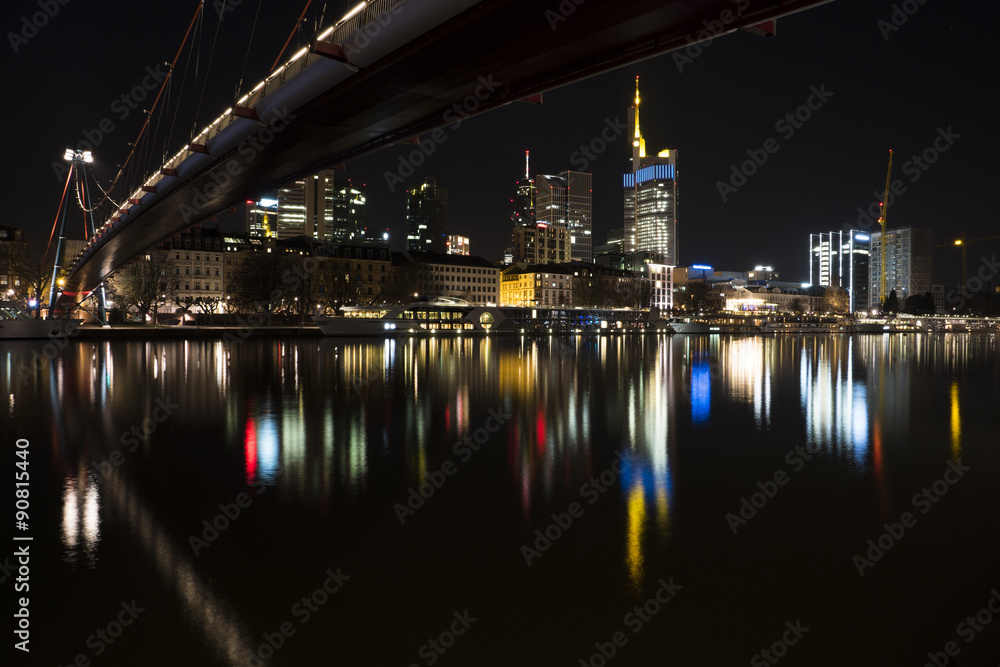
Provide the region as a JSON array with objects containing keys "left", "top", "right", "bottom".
[{"left": 4, "top": 0, "right": 998, "bottom": 285}]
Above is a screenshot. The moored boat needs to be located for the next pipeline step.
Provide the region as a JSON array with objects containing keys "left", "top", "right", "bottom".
[{"left": 0, "top": 301, "right": 79, "bottom": 339}]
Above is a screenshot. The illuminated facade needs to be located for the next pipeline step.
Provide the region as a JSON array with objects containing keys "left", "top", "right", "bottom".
[
  {"left": 406, "top": 177, "right": 449, "bottom": 253},
  {"left": 809, "top": 230, "right": 870, "bottom": 312},
  {"left": 624, "top": 78, "right": 678, "bottom": 264},
  {"left": 404, "top": 251, "right": 498, "bottom": 305},
  {"left": 536, "top": 171, "right": 592, "bottom": 262},
  {"left": 276, "top": 170, "right": 368, "bottom": 242},
  {"left": 513, "top": 223, "right": 569, "bottom": 265},
  {"left": 869, "top": 226, "right": 933, "bottom": 307},
  {"left": 500, "top": 263, "right": 574, "bottom": 306},
  {"left": 446, "top": 235, "right": 470, "bottom": 255},
  {"left": 164, "top": 227, "right": 225, "bottom": 313}
]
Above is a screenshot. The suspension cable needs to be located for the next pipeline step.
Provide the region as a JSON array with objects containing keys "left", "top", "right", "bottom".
[
  {"left": 234, "top": 0, "right": 265, "bottom": 101},
  {"left": 270, "top": 0, "right": 313, "bottom": 72},
  {"left": 106, "top": 0, "right": 204, "bottom": 199}
]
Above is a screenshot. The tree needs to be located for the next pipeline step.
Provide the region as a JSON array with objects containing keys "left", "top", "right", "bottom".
[
  {"left": 320, "top": 259, "right": 360, "bottom": 312},
  {"left": 791, "top": 297, "right": 805, "bottom": 314},
  {"left": 107, "top": 251, "right": 175, "bottom": 322},
  {"left": 229, "top": 251, "right": 291, "bottom": 313},
  {"left": 822, "top": 286, "right": 849, "bottom": 314},
  {"left": 10, "top": 239, "right": 51, "bottom": 312},
  {"left": 885, "top": 289, "right": 900, "bottom": 313}
]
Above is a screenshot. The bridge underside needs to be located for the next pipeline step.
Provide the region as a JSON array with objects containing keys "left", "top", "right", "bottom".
[{"left": 66, "top": 0, "right": 831, "bottom": 294}]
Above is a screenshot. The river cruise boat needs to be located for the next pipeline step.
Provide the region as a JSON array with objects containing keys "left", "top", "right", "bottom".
[
  {"left": 762, "top": 315, "right": 855, "bottom": 333},
  {"left": 0, "top": 301, "right": 79, "bottom": 339},
  {"left": 315, "top": 297, "right": 665, "bottom": 336},
  {"left": 665, "top": 314, "right": 764, "bottom": 334}
]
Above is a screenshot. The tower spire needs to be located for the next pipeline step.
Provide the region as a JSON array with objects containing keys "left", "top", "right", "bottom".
[
  {"left": 525, "top": 150, "right": 530, "bottom": 180},
  {"left": 632, "top": 76, "right": 645, "bottom": 159}
]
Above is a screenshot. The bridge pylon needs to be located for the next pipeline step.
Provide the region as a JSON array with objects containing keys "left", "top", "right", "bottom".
[{"left": 49, "top": 149, "right": 108, "bottom": 324}]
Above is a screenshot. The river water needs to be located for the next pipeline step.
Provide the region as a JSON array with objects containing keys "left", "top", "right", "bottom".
[{"left": 4, "top": 333, "right": 1000, "bottom": 666}]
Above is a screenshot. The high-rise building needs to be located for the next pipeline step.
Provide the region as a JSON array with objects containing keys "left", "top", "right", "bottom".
[
  {"left": 536, "top": 171, "right": 592, "bottom": 262},
  {"left": 276, "top": 170, "right": 368, "bottom": 242},
  {"left": 513, "top": 224, "right": 570, "bottom": 265},
  {"left": 245, "top": 198, "right": 278, "bottom": 238},
  {"left": 869, "top": 226, "right": 933, "bottom": 308},
  {"left": 330, "top": 178, "right": 368, "bottom": 242},
  {"left": 624, "top": 77, "right": 678, "bottom": 264},
  {"left": 447, "top": 235, "right": 470, "bottom": 255},
  {"left": 511, "top": 150, "right": 535, "bottom": 229},
  {"left": 809, "top": 230, "right": 870, "bottom": 312},
  {"left": 406, "top": 177, "right": 448, "bottom": 253}
]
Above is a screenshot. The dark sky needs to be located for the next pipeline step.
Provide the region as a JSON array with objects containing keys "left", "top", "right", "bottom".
[{"left": 4, "top": 0, "right": 998, "bottom": 285}]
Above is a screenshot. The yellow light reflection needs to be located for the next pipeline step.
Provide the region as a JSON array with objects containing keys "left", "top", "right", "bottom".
[
  {"left": 625, "top": 481, "right": 646, "bottom": 592},
  {"left": 950, "top": 381, "right": 961, "bottom": 459}
]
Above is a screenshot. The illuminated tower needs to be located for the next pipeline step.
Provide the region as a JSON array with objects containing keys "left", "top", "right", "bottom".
[
  {"left": 511, "top": 150, "right": 535, "bottom": 229},
  {"left": 623, "top": 77, "right": 678, "bottom": 264},
  {"left": 406, "top": 177, "right": 448, "bottom": 252}
]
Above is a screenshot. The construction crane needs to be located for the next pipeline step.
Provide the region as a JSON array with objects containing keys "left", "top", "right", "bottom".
[
  {"left": 936, "top": 232, "right": 1000, "bottom": 296},
  {"left": 876, "top": 149, "right": 893, "bottom": 310}
]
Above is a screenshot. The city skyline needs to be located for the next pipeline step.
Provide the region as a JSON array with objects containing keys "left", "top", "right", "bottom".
[{"left": 4, "top": 1, "right": 998, "bottom": 288}]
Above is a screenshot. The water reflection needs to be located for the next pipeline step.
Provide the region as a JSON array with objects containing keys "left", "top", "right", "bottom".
[
  {"left": 5, "top": 332, "right": 994, "bottom": 661},
  {"left": 61, "top": 469, "right": 101, "bottom": 567}
]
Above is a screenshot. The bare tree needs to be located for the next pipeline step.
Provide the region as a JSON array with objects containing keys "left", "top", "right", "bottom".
[
  {"left": 822, "top": 286, "right": 849, "bottom": 314},
  {"left": 107, "top": 251, "right": 175, "bottom": 321},
  {"left": 229, "top": 251, "right": 291, "bottom": 313}
]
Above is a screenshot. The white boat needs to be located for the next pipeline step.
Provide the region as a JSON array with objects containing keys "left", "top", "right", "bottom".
[
  {"left": 0, "top": 301, "right": 79, "bottom": 339},
  {"left": 762, "top": 316, "right": 855, "bottom": 333},
  {"left": 666, "top": 315, "right": 763, "bottom": 334},
  {"left": 316, "top": 298, "right": 661, "bottom": 336}
]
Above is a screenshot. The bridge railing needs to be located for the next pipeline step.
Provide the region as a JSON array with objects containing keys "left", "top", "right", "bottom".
[{"left": 99, "top": 0, "right": 407, "bottom": 234}]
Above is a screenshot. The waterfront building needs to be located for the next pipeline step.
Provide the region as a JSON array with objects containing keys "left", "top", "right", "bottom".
[
  {"left": 809, "top": 230, "right": 870, "bottom": 312},
  {"left": 869, "top": 226, "right": 933, "bottom": 308},
  {"left": 624, "top": 77, "right": 678, "bottom": 263}
]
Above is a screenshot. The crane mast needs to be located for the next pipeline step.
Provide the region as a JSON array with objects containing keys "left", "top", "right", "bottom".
[{"left": 877, "top": 150, "right": 893, "bottom": 310}]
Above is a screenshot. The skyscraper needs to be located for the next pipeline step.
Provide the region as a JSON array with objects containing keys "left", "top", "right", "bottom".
[
  {"left": 276, "top": 170, "right": 368, "bottom": 242},
  {"left": 869, "top": 226, "right": 933, "bottom": 308},
  {"left": 624, "top": 77, "right": 678, "bottom": 264},
  {"left": 511, "top": 150, "right": 535, "bottom": 229},
  {"left": 406, "top": 177, "right": 448, "bottom": 253},
  {"left": 809, "top": 229, "right": 870, "bottom": 312},
  {"left": 536, "top": 171, "right": 592, "bottom": 262}
]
